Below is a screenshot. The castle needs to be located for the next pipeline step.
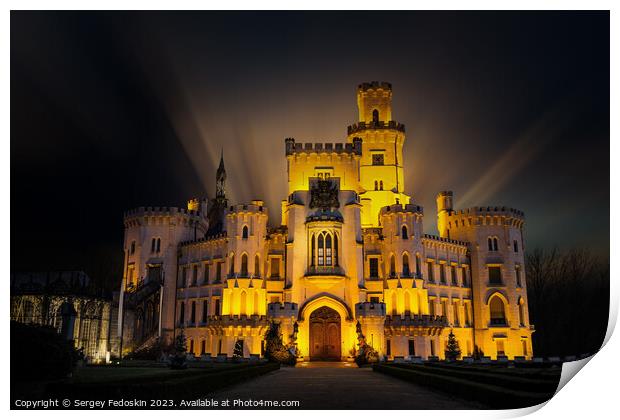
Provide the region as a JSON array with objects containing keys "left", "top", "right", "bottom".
[{"left": 118, "top": 82, "right": 533, "bottom": 361}]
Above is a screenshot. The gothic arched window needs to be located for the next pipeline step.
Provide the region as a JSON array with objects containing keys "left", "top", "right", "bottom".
[
  {"left": 254, "top": 254, "right": 260, "bottom": 276},
  {"left": 403, "top": 254, "right": 410, "bottom": 276},
  {"left": 229, "top": 254, "right": 235, "bottom": 276},
  {"left": 325, "top": 234, "right": 332, "bottom": 265},
  {"left": 493, "top": 237, "right": 499, "bottom": 251},
  {"left": 156, "top": 238, "right": 161, "bottom": 253},
  {"left": 401, "top": 225, "right": 408, "bottom": 239},
  {"left": 488, "top": 237, "right": 493, "bottom": 251},
  {"left": 311, "top": 231, "right": 337, "bottom": 267},
  {"left": 242, "top": 226, "right": 249, "bottom": 239},
  {"left": 374, "top": 180, "right": 378, "bottom": 190},
  {"left": 380, "top": 180, "right": 384, "bottom": 190},
  {"left": 334, "top": 234, "right": 339, "bottom": 266},
  {"left": 415, "top": 254, "right": 422, "bottom": 276},
  {"left": 489, "top": 296, "right": 506, "bottom": 325},
  {"left": 372, "top": 109, "right": 379, "bottom": 123},
  {"left": 390, "top": 255, "right": 396, "bottom": 278},
  {"left": 241, "top": 254, "right": 248, "bottom": 277},
  {"left": 311, "top": 234, "right": 316, "bottom": 266}
]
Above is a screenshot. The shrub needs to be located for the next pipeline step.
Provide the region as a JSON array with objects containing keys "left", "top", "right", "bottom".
[
  {"left": 264, "top": 321, "right": 296, "bottom": 365},
  {"left": 11, "top": 321, "right": 83, "bottom": 381}
]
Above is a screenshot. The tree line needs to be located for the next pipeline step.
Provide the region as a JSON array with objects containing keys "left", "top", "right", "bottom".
[{"left": 526, "top": 248, "right": 609, "bottom": 357}]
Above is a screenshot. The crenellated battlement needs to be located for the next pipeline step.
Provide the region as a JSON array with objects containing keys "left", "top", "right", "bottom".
[
  {"left": 267, "top": 302, "right": 299, "bottom": 318},
  {"left": 179, "top": 231, "right": 227, "bottom": 248},
  {"left": 285, "top": 137, "right": 362, "bottom": 156},
  {"left": 347, "top": 120, "right": 405, "bottom": 135},
  {"left": 357, "top": 81, "right": 392, "bottom": 91},
  {"left": 227, "top": 202, "right": 267, "bottom": 215},
  {"left": 125, "top": 206, "right": 201, "bottom": 218},
  {"left": 448, "top": 206, "right": 524, "bottom": 218},
  {"left": 355, "top": 302, "right": 386, "bottom": 318},
  {"left": 380, "top": 203, "right": 424, "bottom": 216},
  {"left": 422, "top": 234, "right": 469, "bottom": 247}
]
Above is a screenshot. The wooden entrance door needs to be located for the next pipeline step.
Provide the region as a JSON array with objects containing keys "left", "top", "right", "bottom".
[{"left": 309, "top": 306, "right": 341, "bottom": 360}]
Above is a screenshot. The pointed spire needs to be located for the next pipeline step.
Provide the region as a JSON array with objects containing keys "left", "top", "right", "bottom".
[{"left": 216, "top": 147, "right": 226, "bottom": 198}]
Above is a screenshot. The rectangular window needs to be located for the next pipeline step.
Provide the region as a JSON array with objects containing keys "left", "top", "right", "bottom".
[
  {"left": 441, "top": 300, "right": 448, "bottom": 317},
  {"left": 192, "top": 265, "right": 198, "bottom": 286},
  {"left": 188, "top": 339, "right": 194, "bottom": 355},
  {"left": 429, "top": 298, "right": 436, "bottom": 316},
  {"left": 126, "top": 265, "right": 134, "bottom": 289},
  {"left": 182, "top": 267, "right": 187, "bottom": 287},
  {"left": 216, "top": 262, "right": 222, "bottom": 282},
  {"left": 453, "top": 302, "right": 460, "bottom": 326},
  {"left": 451, "top": 266, "right": 457, "bottom": 285},
  {"left": 464, "top": 302, "right": 471, "bottom": 326},
  {"left": 372, "top": 154, "right": 384, "bottom": 166},
  {"left": 325, "top": 246, "right": 332, "bottom": 266},
  {"left": 201, "top": 340, "right": 206, "bottom": 355},
  {"left": 204, "top": 263, "right": 209, "bottom": 284},
  {"left": 270, "top": 295, "right": 281, "bottom": 303},
  {"left": 202, "top": 300, "right": 208, "bottom": 323},
  {"left": 488, "top": 266, "right": 502, "bottom": 285},
  {"left": 369, "top": 258, "right": 379, "bottom": 278},
  {"left": 427, "top": 262, "right": 434, "bottom": 282},
  {"left": 408, "top": 339, "right": 416, "bottom": 356},
  {"left": 514, "top": 240, "right": 519, "bottom": 253},
  {"left": 214, "top": 298, "right": 221, "bottom": 316},
  {"left": 522, "top": 340, "right": 528, "bottom": 356},
  {"left": 516, "top": 265, "right": 522, "bottom": 287},
  {"left": 430, "top": 339, "right": 435, "bottom": 356},
  {"left": 190, "top": 301, "right": 196, "bottom": 324},
  {"left": 440, "top": 264, "right": 446, "bottom": 284},
  {"left": 271, "top": 258, "right": 280, "bottom": 278},
  {"left": 218, "top": 339, "right": 222, "bottom": 355},
  {"left": 370, "top": 296, "right": 380, "bottom": 304},
  {"left": 386, "top": 339, "right": 391, "bottom": 356},
  {"left": 496, "top": 340, "right": 505, "bottom": 356},
  {"left": 461, "top": 267, "right": 468, "bottom": 286}
]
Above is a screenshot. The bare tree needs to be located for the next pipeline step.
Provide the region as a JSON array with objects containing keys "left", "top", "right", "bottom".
[{"left": 526, "top": 248, "right": 609, "bottom": 357}]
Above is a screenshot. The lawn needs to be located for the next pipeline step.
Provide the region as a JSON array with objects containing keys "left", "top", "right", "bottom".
[{"left": 12, "top": 361, "right": 280, "bottom": 406}]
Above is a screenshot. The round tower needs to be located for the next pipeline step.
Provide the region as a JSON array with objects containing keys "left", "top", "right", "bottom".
[
  {"left": 356, "top": 81, "right": 393, "bottom": 123},
  {"left": 436, "top": 191, "right": 453, "bottom": 238},
  {"left": 348, "top": 82, "right": 410, "bottom": 228}
]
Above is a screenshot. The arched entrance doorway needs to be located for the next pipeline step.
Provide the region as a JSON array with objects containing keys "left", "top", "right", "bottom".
[{"left": 309, "top": 306, "right": 341, "bottom": 360}]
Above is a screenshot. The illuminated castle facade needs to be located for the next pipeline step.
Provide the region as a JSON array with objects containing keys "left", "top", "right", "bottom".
[{"left": 118, "top": 82, "right": 534, "bottom": 361}]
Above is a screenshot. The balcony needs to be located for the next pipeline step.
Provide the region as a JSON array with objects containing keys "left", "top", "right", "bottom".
[
  {"left": 305, "top": 266, "right": 345, "bottom": 277},
  {"left": 384, "top": 315, "right": 448, "bottom": 336},
  {"left": 489, "top": 318, "right": 508, "bottom": 327}
]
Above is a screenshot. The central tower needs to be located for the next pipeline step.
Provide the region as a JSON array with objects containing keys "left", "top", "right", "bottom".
[{"left": 347, "top": 82, "right": 410, "bottom": 227}]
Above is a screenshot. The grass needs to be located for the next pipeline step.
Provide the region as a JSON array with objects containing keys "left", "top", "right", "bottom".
[{"left": 12, "top": 362, "right": 280, "bottom": 405}]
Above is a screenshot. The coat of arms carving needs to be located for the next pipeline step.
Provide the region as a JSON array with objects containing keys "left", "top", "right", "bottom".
[{"left": 309, "top": 180, "right": 340, "bottom": 210}]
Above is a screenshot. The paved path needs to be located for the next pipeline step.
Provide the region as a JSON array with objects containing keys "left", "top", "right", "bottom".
[{"left": 207, "top": 362, "right": 484, "bottom": 409}]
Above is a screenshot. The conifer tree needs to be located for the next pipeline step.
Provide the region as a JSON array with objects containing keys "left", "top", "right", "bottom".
[{"left": 445, "top": 329, "right": 461, "bottom": 361}]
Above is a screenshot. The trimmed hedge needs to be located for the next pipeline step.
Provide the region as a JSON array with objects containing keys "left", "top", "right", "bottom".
[
  {"left": 390, "top": 363, "right": 559, "bottom": 393},
  {"left": 46, "top": 362, "right": 280, "bottom": 401},
  {"left": 373, "top": 363, "right": 555, "bottom": 409}
]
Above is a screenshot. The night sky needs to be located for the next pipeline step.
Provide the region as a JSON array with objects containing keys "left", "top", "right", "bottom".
[{"left": 11, "top": 11, "right": 609, "bottom": 285}]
